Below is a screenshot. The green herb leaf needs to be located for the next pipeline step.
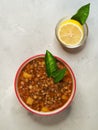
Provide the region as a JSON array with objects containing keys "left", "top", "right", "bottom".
[
  {"left": 52, "top": 68, "right": 66, "bottom": 83},
  {"left": 45, "top": 50, "right": 66, "bottom": 83},
  {"left": 71, "top": 3, "right": 90, "bottom": 25},
  {"left": 45, "top": 50, "right": 58, "bottom": 77}
]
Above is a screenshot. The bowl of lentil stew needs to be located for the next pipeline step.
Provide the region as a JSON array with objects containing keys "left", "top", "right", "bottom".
[{"left": 14, "top": 54, "right": 76, "bottom": 116}]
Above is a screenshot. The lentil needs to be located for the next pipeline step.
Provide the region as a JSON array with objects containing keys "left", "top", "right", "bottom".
[{"left": 17, "top": 57, "right": 73, "bottom": 112}]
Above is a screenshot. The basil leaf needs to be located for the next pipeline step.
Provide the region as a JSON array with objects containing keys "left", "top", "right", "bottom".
[
  {"left": 45, "top": 50, "right": 66, "bottom": 83},
  {"left": 45, "top": 50, "right": 58, "bottom": 77},
  {"left": 52, "top": 68, "right": 66, "bottom": 83},
  {"left": 71, "top": 3, "right": 90, "bottom": 25}
]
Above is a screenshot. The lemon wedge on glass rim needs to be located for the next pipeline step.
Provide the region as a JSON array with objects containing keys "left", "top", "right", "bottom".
[{"left": 56, "top": 19, "right": 84, "bottom": 48}]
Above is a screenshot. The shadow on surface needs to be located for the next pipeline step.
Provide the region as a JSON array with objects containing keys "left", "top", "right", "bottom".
[
  {"left": 61, "top": 41, "right": 87, "bottom": 54},
  {"left": 55, "top": 38, "right": 87, "bottom": 54},
  {"left": 62, "top": 44, "right": 86, "bottom": 54},
  {"left": 27, "top": 106, "right": 72, "bottom": 126}
]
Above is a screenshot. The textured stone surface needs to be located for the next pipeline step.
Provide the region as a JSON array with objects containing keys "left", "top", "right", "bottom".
[{"left": 0, "top": 0, "right": 98, "bottom": 130}]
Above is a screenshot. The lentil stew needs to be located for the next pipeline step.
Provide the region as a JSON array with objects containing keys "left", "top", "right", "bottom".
[{"left": 15, "top": 55, "right": 75, "bottom": 114}]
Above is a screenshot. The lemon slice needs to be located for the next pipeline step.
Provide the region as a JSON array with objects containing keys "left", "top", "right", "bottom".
[{"left": 57, "top": 19, "right": 84, "bottom": 46}]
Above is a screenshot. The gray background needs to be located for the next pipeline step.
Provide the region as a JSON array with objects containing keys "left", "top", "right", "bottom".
[{"left": 0, "top": 0, "right": 98, "bottom": 130}]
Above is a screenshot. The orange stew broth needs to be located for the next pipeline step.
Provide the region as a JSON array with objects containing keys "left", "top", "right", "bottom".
[{"left": 17, "top": 57, "right": 73, "bottom": 112}]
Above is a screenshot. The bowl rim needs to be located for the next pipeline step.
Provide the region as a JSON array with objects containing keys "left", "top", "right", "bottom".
[{"left": 14, "top": 54, "right": 76, "bottom": 116}]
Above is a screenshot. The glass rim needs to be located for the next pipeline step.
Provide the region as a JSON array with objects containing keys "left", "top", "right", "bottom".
[{"left": 55, "top": 17, "right": 88, "bottom": 49}]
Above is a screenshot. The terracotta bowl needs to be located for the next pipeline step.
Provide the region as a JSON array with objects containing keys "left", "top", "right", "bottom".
[{"left": 14, "top": 54, "right": 76, "bottom": 116}]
